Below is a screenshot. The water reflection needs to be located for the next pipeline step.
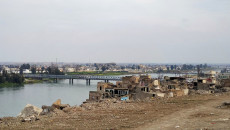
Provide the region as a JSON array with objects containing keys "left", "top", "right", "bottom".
[{"left": 0, "top": 85, "right": 24, "bottom": 93}]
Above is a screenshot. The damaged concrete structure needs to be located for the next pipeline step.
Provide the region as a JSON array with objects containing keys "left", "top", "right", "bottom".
[
  {"left": 220, "top": 78, "right": 230, "bottom": 92},
  {"left": 89, "top": 74, "right": 190, "bottom": 101},
  {"left": 192, "top": 71, "right": 221, "bottom": 94},
  {"left": 87, "top": 70, "right": 228, "bottom": 102}
]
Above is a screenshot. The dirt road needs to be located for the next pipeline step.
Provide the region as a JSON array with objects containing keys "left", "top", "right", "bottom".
[{"left": 139, "top": 94, "right": 230, "bottom": 130}]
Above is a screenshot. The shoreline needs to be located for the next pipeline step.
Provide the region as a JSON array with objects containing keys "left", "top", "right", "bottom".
[
  {"left": 0, "top": 82, "right": 23, "bottom": 87},
  {"left": 0, "top": 79, "right": 54, "bottom": 87}
]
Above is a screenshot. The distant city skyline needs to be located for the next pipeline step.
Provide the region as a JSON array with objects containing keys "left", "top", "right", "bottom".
[{"left": 0, "top": 0, "right": 230, "bottom": 63}]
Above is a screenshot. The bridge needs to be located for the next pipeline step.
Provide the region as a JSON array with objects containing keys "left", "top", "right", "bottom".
[{"left": 24, "top": 74, "right": 122, "bottom": 85}]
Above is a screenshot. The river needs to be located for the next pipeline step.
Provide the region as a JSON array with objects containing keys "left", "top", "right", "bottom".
[{"left": 0, "top": 73, "right": 181, "bottom": 117}]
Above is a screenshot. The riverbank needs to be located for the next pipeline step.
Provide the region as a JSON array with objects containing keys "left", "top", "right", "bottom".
[
  {"left": 0, "top": 79, "right": 53, "bottom": 87},
  {"left": 0, "top": 82, "right": 23, "bottom": 87},
  {"left": 0, "top": 92, "right": 229, "bottom": 129},
  {"left": 24, "top": 78, "right": 54, "bottom": 84}
]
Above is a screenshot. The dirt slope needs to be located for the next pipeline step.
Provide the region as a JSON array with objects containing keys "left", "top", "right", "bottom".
[
  {"left": 0, "top": 92, "right": 230, "bottom": 130},
  {"left": 139, "top": 94, "right": 230, "bottom": 130}
]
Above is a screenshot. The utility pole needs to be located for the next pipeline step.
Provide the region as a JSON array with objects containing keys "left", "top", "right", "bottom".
[
  {"left": 197, "top": 65, "right": 200, "bottom": 78},
  {"left": 56, "top": 58, "right": 57, "bottom": 67}
]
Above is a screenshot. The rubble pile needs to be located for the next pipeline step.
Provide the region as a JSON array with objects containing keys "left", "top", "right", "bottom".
[
  {"left": 18, "top": 104, "right": 43, "bottom": 118},
  {"left": 16, "top": 99, "right": 71, "bottom": 122},
  {"left": 41, "top": 99, "right": 70, "bottom": 115},
  {"left": 88, "top": 71, "right": 230, "bottom": 102}
]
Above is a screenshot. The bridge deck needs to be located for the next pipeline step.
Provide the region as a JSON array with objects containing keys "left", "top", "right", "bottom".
[{"left": 24, "top": 74, "right": 122, "bottom": 81}]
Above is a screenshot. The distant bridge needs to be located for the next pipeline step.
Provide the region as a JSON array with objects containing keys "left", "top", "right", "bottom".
[{"left": 23, "top": 74, "right": 122, "bottom": 85}]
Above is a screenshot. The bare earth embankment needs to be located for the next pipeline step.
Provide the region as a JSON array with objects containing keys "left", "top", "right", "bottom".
[{"left": 0, "top": 92, "right": 230, "bottom": 130}]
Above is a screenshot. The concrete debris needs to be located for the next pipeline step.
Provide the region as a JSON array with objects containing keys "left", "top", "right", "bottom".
[
  {"left": 18, "top": 104, "right": 43, "bottom": 118},
  {"left": 52, "top": 99, "right": 70, "bottom": 110},
  {"left": 41, "top": 99, "right": 71, "bottom": 115},
  {"left": 40, "top": 105, "right": 55, "bottom": 115},
  {"left": 175, "top": 126, "right": 180, "bottom": 128},
  {"left": 21, "top": 115, "right": 39, "bottom": 122},
  {"left": 52, "top": 99, "right": 61, "bottom": 109}
]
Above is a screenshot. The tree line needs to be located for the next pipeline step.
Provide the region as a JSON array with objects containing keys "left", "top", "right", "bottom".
[{"left": 0, "top": 70, "right": 24, "bottom": 84}]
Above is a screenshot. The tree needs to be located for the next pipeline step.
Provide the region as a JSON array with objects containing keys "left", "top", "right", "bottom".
[
  {"left": 20, "top": 68, "right": 23, "bottom": 75},
  {"left": 41, "top": 67, "right": 45, "bottom": 74},
  {"left": 137, "top": 65, "right": 141, "bottom": 70},
  {"left": 101, "top": 66, "right": 109, "bottom": 72},
  {"left": 54, "top": 68, "right": 63, "bottom": 75},
  {"left": 20, "top": 63, "right": 31, "bottom": 75},
  {"left": 0, "top": 72, "right": 24, "bottom": 84},
  {"left": 204, "top": 63, "right": 208, "bottom": 69},
  {"left": 2, "top": 69, "right": 8, "bottom": 77},
  {"left": 171, "top": 65, "right": 174, "bottom": 70},
  {"left": 187, "top": 64, "right": 194, "bottom": 70},
  {"left": 0, "top": 66, "right": 3, "bottom": 73},
  {"left": 0, "top": 75, "right": 5, "bottom": 83},
  {"left": 31, "top": 66, "right": 36, "bottom": 74},
  {"left": 10, "top": 74, "right": 24, "bottom": 84},
  {"left": 157, "top": 68, "right": 163, "bottom": 73},
  {"left": 132, "top": 65, "right": 136, "bottom": 70},
  {"left": 182, "top": 64, "right": 187, "bottom": 70},
  {"left": 20, "top": 64, "right": 30, "bottom": 69},
  {"left": 101, "top": 66, "right": 107, "bottom": 72},
  {"left": 121, "top": 66, "right": 125, "bottom": 70},
  {"left": 174, "top": 65, "right": 177, "bottom": 70},
  {"left": 197, "top": 65, "right": 201, "bottom": 77},
  {"left": 47, "top": 66, "right": 63, "bottom": 75},
  {"left": 47, "top": 67, "right": 52, "bottom": 74},
  {"left": 167, "top": 67, "right": 170, "bottom": 71},
  {"left": 75, "top": 65, "right": 82, "bottom": 71},
  {"left": 200, "top": 64, "right": 203, "bottom": 68}
]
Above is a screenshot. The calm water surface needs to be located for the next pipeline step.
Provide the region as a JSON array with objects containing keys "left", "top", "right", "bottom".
[{"left": 0, "top": 73, "right": 180, "bottom": 117}]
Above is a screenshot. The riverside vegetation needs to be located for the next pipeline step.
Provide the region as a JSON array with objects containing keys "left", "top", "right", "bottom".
[{"left": 0, "top": 70, "right": 24, "bottom": 87}]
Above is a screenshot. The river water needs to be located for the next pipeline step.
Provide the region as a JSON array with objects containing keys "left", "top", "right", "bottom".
[{"left": 0, "top": 73, "right": 179, "bottom": 117}]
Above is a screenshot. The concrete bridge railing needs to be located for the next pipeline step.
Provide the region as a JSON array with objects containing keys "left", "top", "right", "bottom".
[{"left": 23, "top": 74, "right": 122, "bottom": 85}]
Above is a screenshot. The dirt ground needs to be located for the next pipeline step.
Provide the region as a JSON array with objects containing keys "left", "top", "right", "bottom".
[{"left": 0, "top": 92, "right": 230, "bottom": 130}]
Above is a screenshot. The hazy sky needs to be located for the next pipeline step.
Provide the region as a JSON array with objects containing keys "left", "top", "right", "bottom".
[{"left": 0, "top": 0, "right": 230, "bottom": 63}]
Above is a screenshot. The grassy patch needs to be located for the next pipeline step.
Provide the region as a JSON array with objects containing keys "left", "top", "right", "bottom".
[
  {"left": 24, "top": 79, "right": 43, "bottom": 84},
  {"left": 24, "top": 78, "right": 54, "bottom": 84},
  {"left": 0, "top": 82, "right": 23, "bottom": 87}
]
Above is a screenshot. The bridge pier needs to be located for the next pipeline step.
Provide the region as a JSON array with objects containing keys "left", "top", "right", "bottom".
[
  {"left": 86, "top": 79, "right": 90, "bottom": 85},
  {"left": 69, "top": 79, "right": 73, "bottom": 84},
  {"left": 104, "top": 80, "right": 109, "bottom": 83},
  {"left": 55, "top": 78, "right": 58, "bottom": 83}
]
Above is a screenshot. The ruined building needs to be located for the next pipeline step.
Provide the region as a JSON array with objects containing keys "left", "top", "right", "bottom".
[{"left": 88, "top": 75, "right": 190, "bottom": 101}]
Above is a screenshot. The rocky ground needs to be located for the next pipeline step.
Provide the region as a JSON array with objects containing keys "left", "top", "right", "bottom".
[{"left": 0, "top": 92, "right": 230, "bottom": 130}]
